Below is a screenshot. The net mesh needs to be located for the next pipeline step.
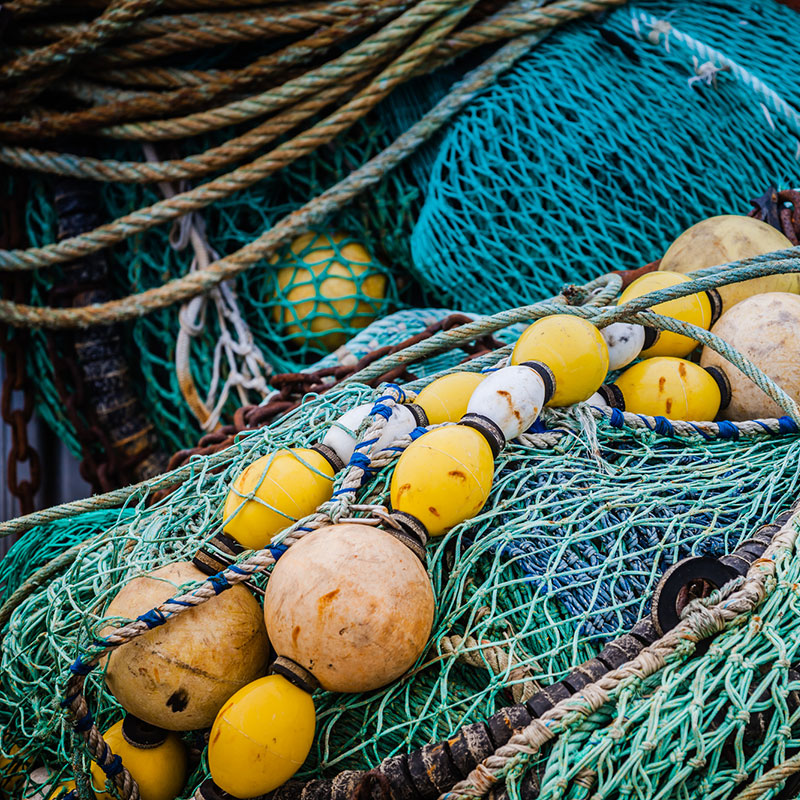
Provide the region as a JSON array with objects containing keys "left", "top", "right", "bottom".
[{"left": 1, "top": 364, "right": 799, "bottom": 798}]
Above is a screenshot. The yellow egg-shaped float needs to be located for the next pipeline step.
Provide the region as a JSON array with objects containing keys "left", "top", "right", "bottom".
[
  {"left": 660, "top": 215, "right": 798, "bottom": 312},
  {"left": 618, "top": 271, "right": 714, "bottom": 358},
  {"left": 700, "top": 292, "right": 800, "bottom": 420},
  {"left": 271, "top": 232, "right": 387, "bottom": 352},
  {"left": 0, "top": 745, "right": 28, "bottom": 798},
  {"left": 614, "top": 357, "right": 722, "bottom": 421},
  {"left": 510, "top": 315, "right": 609, "bottom": 406},
  {"left": 390, "top": 425, "right": 494, "bottom": 537},
  {"left": 223, "top": 448, "right": 335, "bottom": 550},
  {"left": 90, "top": 719, "right": 187, "bottom": 800},
  {"left": 103, "top": 562, "right": 269, "bottom": 731},
  {"left": 415, "top": 372, "right": 486, "bottom": 424},
  {"left": 208, "top": 675, "right": 315, "bottom": 799},
  {"left": 264, "top": 524, "right": 434, "bottom": 693}
]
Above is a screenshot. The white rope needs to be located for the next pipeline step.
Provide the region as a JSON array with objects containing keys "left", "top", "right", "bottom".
[{"left": 142, "top": 144, "right": 272, "bottom": 431}]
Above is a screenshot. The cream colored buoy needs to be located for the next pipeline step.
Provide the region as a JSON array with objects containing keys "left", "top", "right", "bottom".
[
  {"left": 271, "top": 232, "right": 387, "bottom": 352},
  {"left": 659, "top": 215, "right": 798, "bottom": 312},
  {"left": 700, "top": 292, "right": 800, "bottom": 420},
  {"left": 263, "top": 524, "right": 434, "bottom": 693},
  {"left": 103, "top": 562, "right": 269, "bottom": 731}
]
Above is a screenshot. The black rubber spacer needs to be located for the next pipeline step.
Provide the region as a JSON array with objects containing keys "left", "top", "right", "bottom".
[
  {"left": 520, "top": 360, "right": 557, "bottom": 405},
  {"left": 121, "top": 714, "right": 168, "bottom": 749},
  {"left": 198, "top": 778, "right": 238, "bottom": 800},
  {"left": 706, "top": 288, "right": 723, "bottom": 327},
  {"left": 385, "top": 511, "right": 429, "bottom": 565},
  {"left": 459, "top": 414, "right": 505, "bottom": 457},
  {"left": 642, "top": 327, "right": 660, "bottom": 350},
  {"left": 311, "top": 442, "right": 346, "bottom": 474},
  {"left": 270, "top": 656, "right": 319, "bottom": 694},
  {"left": 704, "top": 366, "right": 732, "bottom": 410},
  {"left": 651, "top": 556, "right": 739, "bottom": 636},
  {"left": 596, "top": 383, "right": 625, "bottom": 410},
  {"left": 406, "top": 404, "right": 430, "bottom": 428},
  {"left": 193, "top": 531, "right": 244, "bottom": 576}
]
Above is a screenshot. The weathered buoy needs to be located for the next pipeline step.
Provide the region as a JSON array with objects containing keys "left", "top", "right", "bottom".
[
  {"left": 618, "top": 271, "right": 715, "bottom": 358},
  {"left": 415, "top": 372, "right": 486, "bottom": 424},
  {"left": 510, "top": 315, "right": 609, "bottom": 406},
  {"left": 222, "top": 448, "right": 335, "bottom": 550},
  {"left": 271, "top": 232, "right": 387, "bottom": 352},
  {"left": 614, "top": 357, "right": 724, "bottom": 421},
  {"left": 659, "top": 215, "right": 798, "bottom": 312},
  {"left": 90, "top": 718, "right": 186, "bottom": 800},
  {"left": 263, "top": 524, "right": 434, "bottom": 693},
  {"left": 600, "top": 322, "right": 647, "bottom": 371},
  {"left": 390, "top": 425, "right": 494, "bottom": 537},
  {"left": 207, "top": 674, "right": 316, "bottom": 799},
  {"left": 46, "top": 781, "right": 78, "bottom": 800},
  {"left": 700, "top": 292, "right": 800, "bottom": 420},
  {"left": 103, "top": 562, "right": 269, "bottom": 730}
]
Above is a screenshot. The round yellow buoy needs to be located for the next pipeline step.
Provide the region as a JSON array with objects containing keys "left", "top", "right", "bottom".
[
  {"left": 271, "top": 232, "right": 387, "bottom": 352},
  {"left": 614, "top": 357, "right": 723, "bottom": 421},
  {"left": 264, "top": 524, "right": 434, "bottom": 693},
  {"left": 618, "top": 271, "right": 714, "bottom": 358},
  {"left": 208, "top": 674, "right": 316, "bottom": 799},
  {"left": 700, "top": 292, "right": 800, "bottom": 420},
  {"left": 390, "top": 425, "right": 494, "bottom": 537},
  {"left": 510, "top": 315, "right": 609, "bottom": 406},
  {"left": 659, "top": 215, "right": 798, "bottom": 312},
  {"left": 90, "top": 719, "right": 187, "bottom": 800},
  {"left": 223, "top": 448, "right": 335, "bottom": 550},
  {"left": 103, "top": 562, "right": 269, "bottom": 731},
  {"left": 415, "top": 372, "right": 486, "bottom": 424}
]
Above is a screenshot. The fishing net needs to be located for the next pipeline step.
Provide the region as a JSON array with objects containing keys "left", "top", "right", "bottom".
[
  {"left": 3, "top": 258, "right": 800, "bottom": 800},
  {"left": 15, "top": 0, "right": 800, "bottom": 472},
  {"left": 411, "top": 0, "right": 800, "bottom": 309}
]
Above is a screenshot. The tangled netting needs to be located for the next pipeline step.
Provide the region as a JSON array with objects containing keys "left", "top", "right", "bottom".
[
  {"left": 3, "top": 261, "right": 800, "bottom": 800},
  {"left": 17, "top": 0, "right": 800, "bottom": 463},
  {"left": 412, "top": 0, "right": 800, "bottom": 310}
]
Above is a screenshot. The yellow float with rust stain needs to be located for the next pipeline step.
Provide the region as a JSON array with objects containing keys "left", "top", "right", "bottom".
[
  {"left": 390, "top": 425, "right": 494, "bottom": 537},
  {"left": 208, "top": 674, "right": 316, "bottom": 798},
  {"left": 614, "top": 357, "right": 722, "bottom": 421},
  {"left": 90, "top": 719, "right": 187, "bottom": 800},
  {"left": 263, "top": 523, "right": 434, "bottom": 693},
  {"left": 223, "top": 448, "right": 335, "bottom": 550},
  {"left": 415, "top": 372, "right": 486, "bottom": 424},
  {"left": 659, "top": 215, "right": 799, "bottom": 312},
  {"left": 103, "top": 562, "right": 269, "bottom": 731},
  {"left": 510, "top": 315, "right": 609, "bottom": 406},
  {"left": 618, "top": 271, "right": 714, "bottom": 359},
  {"left": 271, "top": 232, "right": 387, "bottom": 352}
]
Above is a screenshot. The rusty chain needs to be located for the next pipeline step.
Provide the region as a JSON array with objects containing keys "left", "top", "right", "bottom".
[{"left": 0, "top": 178, "right": 41, "bottom": 516}]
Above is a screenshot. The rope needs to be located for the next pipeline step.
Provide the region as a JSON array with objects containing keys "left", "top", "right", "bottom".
[{"left": 732, "top": 752, "right": 800, "bottom": 800}]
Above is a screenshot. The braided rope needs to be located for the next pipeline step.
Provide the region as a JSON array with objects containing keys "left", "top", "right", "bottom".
[
  {"left": 732, "top": 751, "right": 800, "bottom": 800},
  {"left": 439, "top": 511, "right": 800, "bottom": 800}
]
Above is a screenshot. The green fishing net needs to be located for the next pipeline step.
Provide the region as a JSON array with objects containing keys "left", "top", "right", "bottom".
[{"left": 1, "top": 347, "right": 799, "bottom": 798}]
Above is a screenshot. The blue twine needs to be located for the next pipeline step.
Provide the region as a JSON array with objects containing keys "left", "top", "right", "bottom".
[
  {"left": 609, "top": 408, "right": 625, "bottom": 428},
  {"left": 333, "top": 487, "right": 357, "bottom": 497},
  {"left": 652, "top": 417, "right": 675, "bottom": 437},
  {"left": 136, "top": 608, "right": 168, "bottom": 629},
  {"left": 101, "top": 752, "right": 124, "bottom": 777},
  {"left": 69, "top": 656, "right": 94, "bottom": 676},
  {"left": 778, "top": 416, "right": 799, "bottom": 435},
  {"left": 269, "top": 544, "right": 288, "bottom": 560},
  {"left": 370, "top": 402, "right": 393, "bottom": 420},
  {"left": 715, "top": 420, "right": 740, "bottom": 440},
  {"left": 73, "top": 712, "right": 93, "bottom": 732},
  {"left": 409, "top": 426, "right": 428, "bottom": 440},
  {"left": 208, "top": 574, "right": 229, "bottom": 594}
]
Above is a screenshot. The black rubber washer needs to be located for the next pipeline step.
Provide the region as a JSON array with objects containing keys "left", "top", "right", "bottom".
[
  {"left": 520, "top": 360, "right": 557, "bottom": 405},
  {"left": 704, "top": 366, "right": 732, "bottom": 410},
  {"left": 706, "top": 288, "right": 723, "bottom": 327},
  {"left": 651, "top": 556, "right": 739, "bottom": 636},
  {"left": 596, "top": 384, "right": 625, "bottom": 410}
]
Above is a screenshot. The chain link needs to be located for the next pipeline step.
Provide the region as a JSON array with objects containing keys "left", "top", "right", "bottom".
[{"left": 0, "top": 179, "right": 41, "bottom": 516}]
